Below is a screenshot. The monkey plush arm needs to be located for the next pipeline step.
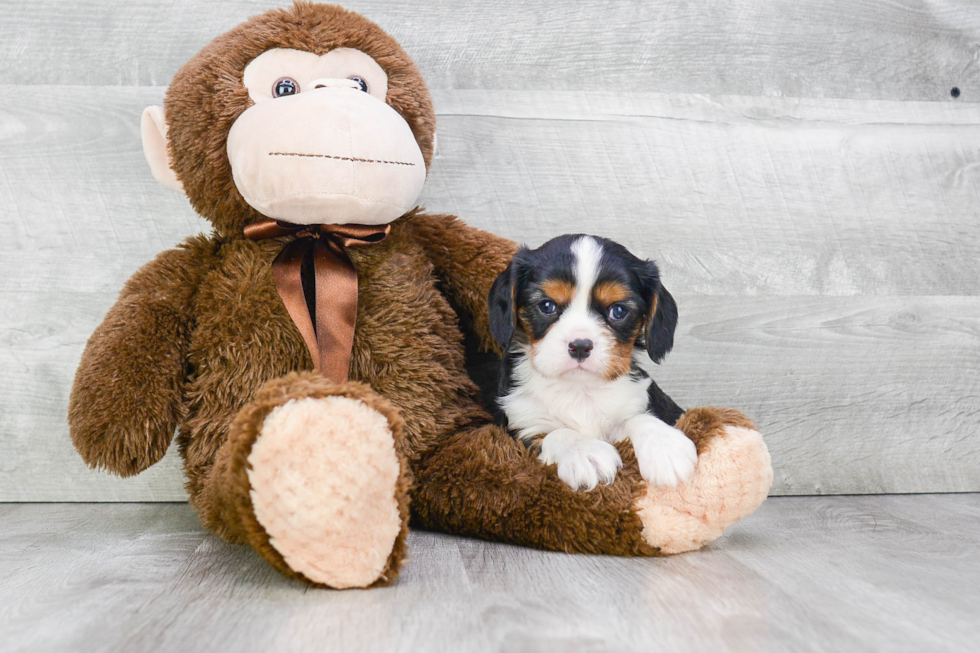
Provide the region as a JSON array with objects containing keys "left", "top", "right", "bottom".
[
  {"left": 407, "top": 212, "right": 518, "bottom": 354},
  {"left": 68, "top": 237, "right": 211, "bottom": 476}
]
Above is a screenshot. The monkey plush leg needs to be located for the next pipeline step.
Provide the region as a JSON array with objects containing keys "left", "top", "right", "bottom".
[
  {"left": 201, "top": 373, "right": 412, "bottom": 588},
  {"left": 412, "top": 423, "right": 655, "bottom": 555},
  {"left": 632, "top": 407, "right": 772, "bottom": 554},
  {"left": 411, "top": 408, "right": 770, "bottom": 555}
]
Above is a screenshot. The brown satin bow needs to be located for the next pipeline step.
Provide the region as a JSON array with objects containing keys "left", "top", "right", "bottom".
[{"left": 244, "top": 218, "right": 390, "bottom": 384}]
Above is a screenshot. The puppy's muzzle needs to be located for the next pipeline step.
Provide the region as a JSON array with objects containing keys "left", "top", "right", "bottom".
[{"left": 568, "top": 339, "right": 593, "bottom": 361}]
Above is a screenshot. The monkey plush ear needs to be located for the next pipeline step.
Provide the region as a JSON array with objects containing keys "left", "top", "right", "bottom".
[{"left": 140, "top": 106, "right": 184, "bottom": 193}]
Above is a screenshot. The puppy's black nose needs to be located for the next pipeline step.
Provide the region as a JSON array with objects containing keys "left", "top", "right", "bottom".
[{"left": 568, "top": 339, "right": 593, "bottom": 361}]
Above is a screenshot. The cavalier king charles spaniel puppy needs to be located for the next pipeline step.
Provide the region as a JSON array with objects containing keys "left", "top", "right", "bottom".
[{"left": 488, "top": 234, "right": 696, "bottom": 491}]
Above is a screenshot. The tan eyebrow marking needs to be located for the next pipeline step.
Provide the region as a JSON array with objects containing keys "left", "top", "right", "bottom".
[
  {"left": 539, "top": 279, "right": 575, "bottom": 305},
  {"left": 593, "top": 280, "right": 631, "bottom": 306}
]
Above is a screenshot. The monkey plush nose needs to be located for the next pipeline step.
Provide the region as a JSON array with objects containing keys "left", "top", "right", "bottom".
[{"left": 568, "top": 339, "right": 593, "bottom": 361}]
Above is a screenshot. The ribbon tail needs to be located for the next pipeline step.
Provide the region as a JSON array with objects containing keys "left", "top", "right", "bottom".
[
  {"left": 271, "top": 240, "right": 320, "bottom": 370},
  {"left": 312, "top": 239, "right": 359, "bottom": 384}
]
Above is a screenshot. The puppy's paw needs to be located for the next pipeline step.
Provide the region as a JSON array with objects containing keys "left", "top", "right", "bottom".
[
  {"left": 554, "top": 441, "right": 623, "bottom": 491},
  {"left": 627, "top": 414, "right": 697, "bottom": 488},
  {"left": 539, "top": 428, "right": 623, "bottom": 491}
]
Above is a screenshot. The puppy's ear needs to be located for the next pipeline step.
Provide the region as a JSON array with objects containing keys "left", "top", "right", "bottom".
[
  {"left": 638, "top": 261, "right": 678, "bottom": 364},
  {"left": 488, "top": 253, "right": 524, "bottom": 352},
  {"left": 646, "top": 283, "right": 678, "bottom": 363}
]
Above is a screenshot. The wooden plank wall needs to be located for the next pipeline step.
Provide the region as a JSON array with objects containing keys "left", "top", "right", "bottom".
[{"left": 1, "top": 0, "right": 978, "bottom": 500}]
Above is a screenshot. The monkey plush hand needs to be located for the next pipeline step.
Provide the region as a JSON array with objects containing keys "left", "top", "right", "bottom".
[{"left": 69, "top": 2, "right": 773, "bottom": 588}]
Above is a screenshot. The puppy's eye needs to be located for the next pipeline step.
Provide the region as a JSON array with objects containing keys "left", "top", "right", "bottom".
[
  {"left": 349, "top": 76, "right": 368, "bottom": 93},
  {"left": 273, "top": 77, "right": 299, "bottom": 97},
  {"left": 608, "top": 304, "right": 629, "bottom": 321},
  {"left": 539, "top": 300, "right": 558, "bottom": 316}
]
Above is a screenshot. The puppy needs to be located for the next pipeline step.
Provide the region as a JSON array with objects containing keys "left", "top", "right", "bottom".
[{"left": 488, "top": 234, "right": 696, "bottom": 491}]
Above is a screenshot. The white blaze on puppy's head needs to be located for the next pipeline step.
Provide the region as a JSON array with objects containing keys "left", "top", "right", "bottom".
[
  {"left": 530, "top": 236, "right": 613, "bottom": 378},
  {"left": 490, "top": 234, "right": 694, "bottom": 492},
  {"left": 489, "top": 233, "right": 678, "bottom": 385}
]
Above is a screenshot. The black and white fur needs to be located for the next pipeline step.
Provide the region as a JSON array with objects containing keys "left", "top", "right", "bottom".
[{"left": 488, "top": 234, "right": 696, "bottom": 491}]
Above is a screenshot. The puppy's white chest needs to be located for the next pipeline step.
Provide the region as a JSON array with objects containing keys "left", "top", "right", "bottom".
[{"left": 501, "top": 358, "right": 650, "bottom": 441}]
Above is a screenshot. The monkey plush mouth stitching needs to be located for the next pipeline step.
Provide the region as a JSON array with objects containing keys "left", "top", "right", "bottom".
[{"left": 269, "top": 152, "right": 417, "bottom": 167}]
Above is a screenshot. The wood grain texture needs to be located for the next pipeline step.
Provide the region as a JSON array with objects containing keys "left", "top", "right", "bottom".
[
  {"left": 3, "top": 1, "right": 980, "bottom": 500},
  {"left": 4, "top": 88, "right": 978, "bottom": 295},
  {"left": 2, "top": 497, "right": 979, "bottom": 652},
  {"left": 1, "top": 83, "right": 978, "bottom": 499},
  {"left": 429, "top": 91, "right": 980, "bottom": 296},
  {"left": 655, "top": 296, "right": 980, "bottom": 495},
  {"left": 3, "top": 292, "right": 978, "bottom": 499},
  {"left": 1, "top": 0, "right": 979, "bottom": 102}
]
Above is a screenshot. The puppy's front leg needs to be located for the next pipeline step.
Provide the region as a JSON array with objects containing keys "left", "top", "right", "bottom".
[
  {"left": 539, "top": 428, "right": 623, "bottom": 491},
  {"left": 624, "top": 414, "right": 697, "bottom": 488}
]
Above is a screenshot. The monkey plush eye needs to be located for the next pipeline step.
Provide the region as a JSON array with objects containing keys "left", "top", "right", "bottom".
[
  {"left": 349, "top": 76, "right": 368, "bottom": 93},
  {"left": 272, "top": 77, "right": 299, "bottom": 97},
  {"left": 539, "top": 300, "right": 558, "bottom": 316},
  {"left": 608, "top": 304, "right": 629, "bottom": 321}
]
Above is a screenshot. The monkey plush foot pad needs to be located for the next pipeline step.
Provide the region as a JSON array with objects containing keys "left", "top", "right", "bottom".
[
  {"left": 247, "top": 396, "right": 403, "bottom": 588},
  {"left": 634, "top": 416, "right": 773, "bottom": 554}
]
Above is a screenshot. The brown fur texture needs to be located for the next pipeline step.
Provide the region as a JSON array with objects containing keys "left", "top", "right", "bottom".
[
  {"left": 679, "top": 406, "right": 757, "bottom": 452},
  {"left": 69, "top": 236, "right": 216, "bottom": 476},
  {"left": 412, "top": 424, "right": 659, "bottom": 556},
  {"left": 69, "top": 3, "right": 772, "bottom": 587},
  {"left": 165, "top": 2, "right": 436, "bottom": 236},
  {"left": 405, "top": 212, "right": 519, "bottom": 354},
  {"left": 206, "top": 372, "right": 413, "bottom": 587}
]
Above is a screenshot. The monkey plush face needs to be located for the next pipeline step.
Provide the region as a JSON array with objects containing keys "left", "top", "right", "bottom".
[
  {"left": 227, "top": 47, "right": 426, "bottom": 225},
  {"left": 141, "top": 2, "right": 436, "bottom": 233}
]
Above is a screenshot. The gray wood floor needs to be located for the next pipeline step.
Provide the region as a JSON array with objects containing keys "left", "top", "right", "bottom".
[{"left": 1, "top": 496, "right": 978, "bottom": 653}]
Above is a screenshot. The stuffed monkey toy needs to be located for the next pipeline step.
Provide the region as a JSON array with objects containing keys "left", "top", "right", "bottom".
[{"left": 69, "top": 2, "right": 773, "bottom": 588}]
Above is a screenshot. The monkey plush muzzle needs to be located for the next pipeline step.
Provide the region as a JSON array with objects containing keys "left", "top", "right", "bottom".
[{"left": 227, "top": 85, "right": 426, "bottom": 226}]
